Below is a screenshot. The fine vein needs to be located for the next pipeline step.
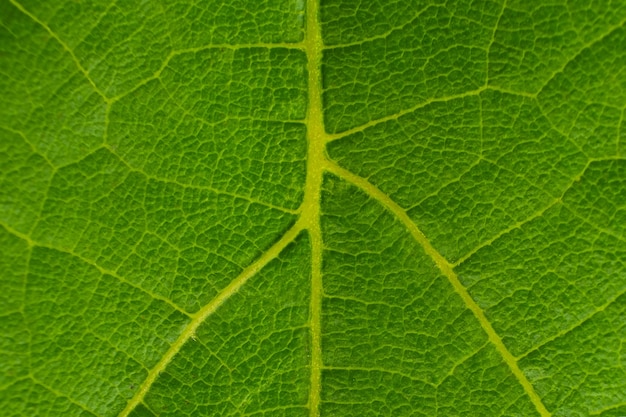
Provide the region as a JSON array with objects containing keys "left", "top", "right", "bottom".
[
  {"left": 9, "top": 0, "right": 109, "bottom": 101},
  {"left": 324, "top": 161, "right": 552, "bottom": 417},
  {"left": 0, "top": 222, "right": 188, "bottom": 316}
]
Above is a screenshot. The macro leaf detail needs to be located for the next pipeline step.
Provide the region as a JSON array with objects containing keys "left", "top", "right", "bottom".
[{"left": 1, "top": 1, "right": 626, "bottom": 416}]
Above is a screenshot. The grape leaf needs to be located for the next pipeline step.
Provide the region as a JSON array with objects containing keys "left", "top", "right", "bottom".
[{"left": 2, "top": 0, "right": 626, "bottom": 416}]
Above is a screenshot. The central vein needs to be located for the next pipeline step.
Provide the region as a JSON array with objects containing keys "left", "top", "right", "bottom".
[{"left": 302, "top": 0, "right": 325, "bottom": 416}]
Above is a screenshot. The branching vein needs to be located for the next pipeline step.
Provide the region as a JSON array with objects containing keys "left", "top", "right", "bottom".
[
  {"left": 117, "top": 221, "right": 303, "bottom": 417},
  {"left": 9, "top": 0, "right": 109, "bottom": 101}
]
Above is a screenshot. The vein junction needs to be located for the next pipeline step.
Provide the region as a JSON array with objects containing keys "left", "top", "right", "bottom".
[
  {"left": 130, "top": 48, "right": 547, "bottom": 417},
  {"left": 117, "top": 0, "right": 551, "bottom": 415},
  {"left": 7, "top": 0, "right": 551, "bottom": 415}
]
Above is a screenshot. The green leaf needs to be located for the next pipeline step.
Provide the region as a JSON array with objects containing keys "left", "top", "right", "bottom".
[{"left": 1, "top": 0, "right": 625, "bottom": 416}]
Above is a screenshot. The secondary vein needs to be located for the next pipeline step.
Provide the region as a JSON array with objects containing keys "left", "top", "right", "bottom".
[
  {"left": 117, "top": 221, "right": 303, "bottom": 417},
  {"left": 324, "top": 161, "right": 552, "bottom": 417}
]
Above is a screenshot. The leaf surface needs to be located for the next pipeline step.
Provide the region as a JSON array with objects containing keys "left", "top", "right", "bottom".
[{"left": 1, "top": 0, "right": 626, "bottom": 416}]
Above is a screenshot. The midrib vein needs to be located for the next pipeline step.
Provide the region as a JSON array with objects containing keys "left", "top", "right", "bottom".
[
  {"left": 324, "top": 161, "right": 552, "bottom": 417},
  {"left": 118, "top": 0, "right": 327, "bottom": 411},
  {"left": 303, "top": 0, "right": 325, "bottom": 416},
  {"left": 117, "top": 221, "right": 303, "bottom": 417}
]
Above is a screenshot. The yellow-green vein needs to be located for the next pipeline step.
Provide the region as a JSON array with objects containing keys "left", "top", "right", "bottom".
[
  {"left": 303, "top": 0, "right": 325, "bottom": 415},
  {"left": 9, "top": 0, "right": 109, "bottom": 102},
  {"left": 117, "top": 221, "right": 303, "bottom": 417},
  {"left": 324, "top": 160, "right": 552, "bottom": 417},
  {"left": 0, "top": 221, "right": 189, "bottom": 316}
]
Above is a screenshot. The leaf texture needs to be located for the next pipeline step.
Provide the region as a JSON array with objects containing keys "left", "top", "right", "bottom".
[{"left": 1, "top": 0, "right": 626, "bottom": 416}]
